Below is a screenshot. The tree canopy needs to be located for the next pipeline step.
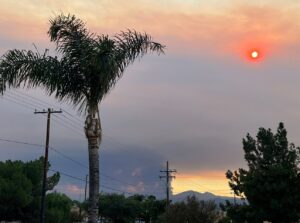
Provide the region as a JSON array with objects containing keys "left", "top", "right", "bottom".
[
  {"left": 161, "top": 196, "right": 220, "bottom": 223},
  {"left": 0, "top": 157, "right": 59, "bottom": 222},
  {"left": 45, "top": 192, "right": 73, "bottom": 223},
  {"left": 226, "top": 122, "right": 300, "bottom": 223},
  {"left": 98, "top": 193, "right": 165, "bottom": 223}
]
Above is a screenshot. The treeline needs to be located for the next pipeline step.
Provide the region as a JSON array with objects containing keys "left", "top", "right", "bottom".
[
  {"left": 0, "top": 157, "right": 226, "bottom": 223},
  {"left": 3, "top": 122, "right": 300, "bottom": 223},
  {"left": 99, "top": 193, "right": 164, "bottom": 223},
  {"left": 99, "top": 194, "right": 222, "bottom": 223}
]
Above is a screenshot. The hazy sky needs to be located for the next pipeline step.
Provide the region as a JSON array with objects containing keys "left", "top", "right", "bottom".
[{"left": 1, "top": 0, "right": 300, "bottom": 199}]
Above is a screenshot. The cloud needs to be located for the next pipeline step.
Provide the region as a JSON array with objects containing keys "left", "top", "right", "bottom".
[
  {"left": 131, "top": 167, "right": 142, "bottom": 177},
  {"left": 114, "top": 168, "right": 123, "bottom": 175},
  {"left": 66, "top": 184, "right": 85, "bottom": 194},
  {"left": 55, "top": 184, "right": 85, "bottom": 199},
  {"left": 124, "top": 181, "right": 145, "bottom": 194}
]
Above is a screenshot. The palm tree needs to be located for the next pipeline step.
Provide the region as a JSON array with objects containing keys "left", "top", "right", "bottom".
[{"left": 0, "top": 14, "right": 165, "bottom": 223}]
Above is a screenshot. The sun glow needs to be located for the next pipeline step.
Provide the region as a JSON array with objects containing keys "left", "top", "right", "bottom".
[
  {"left": 251, "top": 50, "right": 259, "bottom": 59},
  {"left": 246, "top": 48, "right": 264, "bottom": 62},
  {"left": 235, "top": 39, "right": 269, "bottom": 62}
]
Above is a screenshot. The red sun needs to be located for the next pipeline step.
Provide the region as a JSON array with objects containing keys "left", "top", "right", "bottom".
[
  {"left": 247, "top": 49, "right": 262, "bottom": 62},
  {"left": 236, "top": 38, "right": 269, "bottom": 62},
  {"left": 251, "top": 50, "right": 259, "bottom": 59}
]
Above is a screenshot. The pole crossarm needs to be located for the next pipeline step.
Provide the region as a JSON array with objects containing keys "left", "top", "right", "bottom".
[{"left": 34, "top": 109, "right": 62, "bottom": 114}]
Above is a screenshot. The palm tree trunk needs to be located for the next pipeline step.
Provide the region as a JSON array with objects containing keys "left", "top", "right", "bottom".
[{"left": 85, "top": 107, "right": 102, "bottom": 223}]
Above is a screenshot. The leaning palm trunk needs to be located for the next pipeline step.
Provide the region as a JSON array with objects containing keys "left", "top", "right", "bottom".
[{"left": 85, "top": 108, "right": 102, "bottom": 223}]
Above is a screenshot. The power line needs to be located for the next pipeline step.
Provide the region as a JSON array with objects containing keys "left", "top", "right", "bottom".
[
  {"left": 50, "top": 147, "right": 88, "bottom": 169},
  {"left": 49, "top": 169, "right": 87, "bottom": 182},
  {"left": 49, "top": 169, "right": 135, "bottom": 195},
  {"left": 52, "top": 114, "right": 83, "bottom": 137},
  {"left": 175, "top": 175, "right": 232, "bottom": 195},
  {"left": 3, "top": 89, "right": 146, "bottom": 154},
  {"left": 3, "top": 91, "right": 83, "bottom": 133},
  {"left": 4, "top": 89, "right": 150, "bottom": 149},
  {"left": 0, "top": 92, "right": 164, "bottom": 193},
  {"left": 176, "top": 176, "right": 212, "bottom": 191},
  {"left": 61, "top": 113, "right": 84, "bottom": 128},
  {"left": 1, "top": 92, "right": 160, "bottom": 189},
  {"left": 12, "top": 89, "right": 84, "bottom": 124},
  {"left": 0, "top": 137, "right": 87, "bottom": 169},
  {"left": 1, "top": 95, "right": 35, "bottom": 110},
  {"left": 174, "top": 179, "right": 231, "bottom": 194},
  {"left": 188, "top": 179, "right": 231, "bottom": 193},
  {"left": 0, "top": 131, "right": 165, "bottom": 197},
  {"left": 13, "top": 89, "right": 60, "bottom": 109},
  {"left": 55, "top": 169, "right": 161, "bottom": 196},
  {"left": 2, "top": 93, "right": 85, "bottom": 137},
  {"left": 0, "top": 137, "right": 44, "bottom": 149},
  {"left": 12, "top": 90, "right": 85, "bottom": 128},
  {"left": 0, "top": 137, "right": 137, "bottom": 196},
  {"left": 0, "top": 137, "right": 158, "bottom": 193},
  {"left": 7, "top": 91, "right": 45, "bottom": 109},
  {"left": 6, "top": 93, "right": 42, "bottom": 110},
  {"left": 60, "top": 109, "right": 84, "bottom": 125}
]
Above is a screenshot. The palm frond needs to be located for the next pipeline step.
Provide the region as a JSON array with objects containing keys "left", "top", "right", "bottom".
[
  {"left": 0, "top": 49, "right": 88, "bottom": 110},
  {"left": 115, "top": 30, "right": 165, "bottom": 66},
  {"left": 93, "top": 30, "right": 165, "bottom": 99},
  {"left": 0, "top": 49, "right": 59, "bottom": 89},
  {"left": 48, "top": 14, "right": 93, "bottom": 60},
  {"left": 0, "top": 14, "right": 165, "bottom": 114}
]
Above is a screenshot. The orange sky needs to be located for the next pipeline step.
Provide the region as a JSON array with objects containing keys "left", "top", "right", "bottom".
[
  {"left": 1, "top": 0, "right": 300, "bottom": 59},
  {"left": 173, "top": 171, "right": 232, "bottom": 196}
]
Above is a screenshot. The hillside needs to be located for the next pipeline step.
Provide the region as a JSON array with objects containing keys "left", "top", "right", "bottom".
[{"left": 171, "top": 190, "right": 243, "bottom": 205}]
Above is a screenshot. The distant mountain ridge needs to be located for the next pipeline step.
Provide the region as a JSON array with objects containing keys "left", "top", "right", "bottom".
[{"left": 171, "top": 190, "right": 243, "bottom": 205}]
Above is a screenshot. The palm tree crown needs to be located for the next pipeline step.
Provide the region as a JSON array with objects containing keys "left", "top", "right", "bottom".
[{"left": 0, "top": 14, "right": 164, "bottom": 111}]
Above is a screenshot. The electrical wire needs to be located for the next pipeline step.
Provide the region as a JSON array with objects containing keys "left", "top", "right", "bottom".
[
  {"left": 0, "top": 91, "right": 165, "bottom": 195},
  {"left": 0, "top": 137, "right": 162, "bottom": 195}
]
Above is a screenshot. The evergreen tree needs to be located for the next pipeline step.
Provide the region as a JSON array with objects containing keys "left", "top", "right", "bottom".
[
  {"left": 0, "top": 157, "right": 59, "bottom": 222},
  {"left": 226, "top": 123, "right": 300, "bottom": 223}
]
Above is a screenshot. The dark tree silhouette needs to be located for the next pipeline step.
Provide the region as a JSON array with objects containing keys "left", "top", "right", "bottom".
[{"left": 226, "top": 123, "right": 300, "bottom": 223}]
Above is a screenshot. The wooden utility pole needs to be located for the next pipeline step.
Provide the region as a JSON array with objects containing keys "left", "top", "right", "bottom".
[
  {"left": 0, "top": 75, "right": 4, "bottom": 95},
  {"left": 160, "top": 161, "right": 176, "bottom": 208},
  {"left": 84, "top": 174, "right": 88, "bottom": 201},
  {"left": 35, "top": 108, "right": 62, "bottom": 223},
  {"left": 234, "top": 192, "right": 236, "bottom": 205}
]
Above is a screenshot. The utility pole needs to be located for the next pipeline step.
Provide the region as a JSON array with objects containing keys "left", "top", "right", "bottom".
[
  {"left": 35, "top": 108, "right": 62, "bottom": 223},
  {"left": 234, "top": 192, "right": 236, "bottom": 205},
  {"left": 0, "top": 75, "right": 4, "bottom": 95},
  {"left": 84, "top": 174, "right": 88, "bottom": 201},
  {"left": 159, "top": 161, "right": 176, "bottom": 208}
]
